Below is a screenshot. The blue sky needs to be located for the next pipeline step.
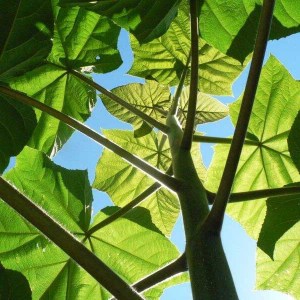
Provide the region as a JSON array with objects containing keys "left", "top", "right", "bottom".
[{"left": 53, "top": 30, "right": 300, "bottom": 299}]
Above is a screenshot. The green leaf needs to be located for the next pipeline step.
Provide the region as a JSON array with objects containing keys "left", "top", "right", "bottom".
[
  {"left": 0, "top": 0, "right": 53, "bottom": 80},
  {"left": 101, "top": 80, "right": 170, "bottom": 134},
  {"left": 288, "top": 111, "right": 300, "bottom": 173},
  {"left": 256, "top": 222, "right": 300, "bottom": 300},
  {"left": 205, "top": 55, "right": 300, "bottom": 239},
  {"left": 48, "top": 3, "right": 122, "bottom": 73},
  {"left": 93, "top": 130, "right": 205, "bottom": 236},
  {"left": 8, "top": 65, "right": 96, "bottom": 156},
  {"left": 3, "top": 2, "right": 126, "bottom": 155},
  {"left": 199, "top": 1, "right": 300, "bottom": 62},
  {"left": 178, "top": 87, "right": 229, "bottom": 125},
  {"left": 0, "top": 149, "right": 181, "bottom": 298},
  {"left": 59, "top": 0, "right": 181, "bottom": 43},
  {"left": 129, "top": 1, "right": 244, "bottom": 96},
  {"left": 5, "top": 147, "right": 93, "bottom": 232},
  {"left": 0, "top": 94, "right": 37, "bottom": 173},
  {"left": 93, "top": 130, "right": 178, "bottom": 235},
  {"left": 257, "top": 183, "right": 300, "bottom": 259},
  {"left": 0, "top": 265, "right": 32, "bottom": 300}
]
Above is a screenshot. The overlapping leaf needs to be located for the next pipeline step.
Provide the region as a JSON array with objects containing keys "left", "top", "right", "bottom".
[
  {"left": 59, "top": 0, "right": 181, "bottom": 43},
  {"left": 205, "top": 56, "right": 300, "bottom": 239},
  {"left": 199, "top": 0, "right": 300, "bottom": 62},
  {"left": 256, "top": 222, "right": 300, "bottom": 300},
  {"left": 178, "top": 87, "right": 228, "bottom": 125},
  {"left": 0, "top": 265, "right": 32, "bottom": 300},
  {"left": 6, "top": 3, "right": 123, "bottom": 155},
  {"left": 0, "top": 147, "right": 183, "bottom": 299},
  {"left": 288, "top": 111, "right": 300, "bottom": 173},
  {"left": 93, "top": 130, "right": 206, "bottom": 235},
  {"left": 258, "top": 183, "right": 300, "bottom": 258},
  {"left": 129, "top": 1, "right": 244, "bottom": 96},
  {"left": 0, "top": 94, "right": 36, "bottom": 173},
  {"left": 101, "top": 80, "right": 170, "bottom": 136},
  {"left": 0, "top": 0, "right": 53, "bottom": 80}
]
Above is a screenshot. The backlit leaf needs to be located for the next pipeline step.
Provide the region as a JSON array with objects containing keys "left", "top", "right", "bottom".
[
  {"left": 59, "top": 0, "right": 181, "bottom": 43},
  {"left": 0, "top": 147, "right": 182, "bottom": 299},
  {"left": 5, "top": 3, "right": 123, "bottom": 155},
  {"left": 256, "top": 222, "right": 300, "bottom": 300},
  {"left": 206, "top": 55, "right": 300, "bottom": 239},
  {"left": 129, "top": 1, "right": 244, "bottom": 95},
  {"left": 199, "top": 0, "right": 300, "bottom": 62}
]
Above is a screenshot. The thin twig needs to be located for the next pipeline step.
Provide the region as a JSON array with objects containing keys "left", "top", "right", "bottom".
[
  {"left": 181, "top": 0, "right": 199, "bottom": 150},
  {"left": 0, "top": 177, "right": 144, "bottom": 300},
  {"left": 0, "top": 86, "right": 180, "bottom": 193},
  {"left": 70, "top": 70, "right": 169, "bottom": 133},
  {"left": 192, "top": 134, "right": 259, "bottom": 146},
  {"left": 206, "top": 186, "right": 300, "bottom": 204},
  {"left": 204, "top": 0, "right": 275, "bottom": 232}
]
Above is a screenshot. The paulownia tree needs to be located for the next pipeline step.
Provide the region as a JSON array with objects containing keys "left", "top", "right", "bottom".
[{"left": 0, "top": 0, "right": 299, "bottom": 299}]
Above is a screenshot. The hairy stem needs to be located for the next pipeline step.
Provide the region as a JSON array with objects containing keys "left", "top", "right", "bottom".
[
  {"left": 0, "top": 177, "right": 143, "bottom": 300},
  {"left": 110, "top": 254, "right": 188, "bottom": 299},
  {"left": 70, "top": 70, "right": 169, "bottom": 133},
  {"left": 181, "top": 0, "right": 199, "bottom": 150},
  {"left": 0, "top": 86, "right": 179, "bottom": 192},
  {"left": 205, "top": 0, "right": 275, "bottom": 233},
  {"left": 207, "top": 186, "right": 300, "bottom": 204}
]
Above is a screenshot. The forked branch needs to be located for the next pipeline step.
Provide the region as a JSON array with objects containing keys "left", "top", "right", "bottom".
[{"left": 204, "top": 0, "right": 276, "bottom": 233}]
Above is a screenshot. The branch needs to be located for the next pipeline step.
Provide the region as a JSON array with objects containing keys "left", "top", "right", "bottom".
[
  {"left": 192, "top": 134, "right": 259, "bottom": 146},
  {"left": 181, "top": 0, "right": 199, "bottom": 150},
  {"left": 0, "top": 86, "right": 180, "bottom": 193},
  {"left": 206, "top": 186, "right": 300, "bottom": 204},
  {"left": 0, "top": 177, "right": 143, "bottom": 300},
  {"left": 170, "top": 52, "right": 191, "bottom": 115},
  {"left": 70, "top": 70, "right": 169, "bottom": 133},
  {"left": 204, "top": 0, "right": 275, "bottom": 232},
  {"left": 110, "top": 254, "right": 187, "bottom": 299}
]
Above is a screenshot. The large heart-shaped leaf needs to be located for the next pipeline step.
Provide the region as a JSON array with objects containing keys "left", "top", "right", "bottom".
[
  {"left": 93, "top": 130, "right": 206, "bottom": 235},
  {"left": 59, "top": 0, "right": 181, "bottom": 43},
  {"left": 6, "top": 3, "right": 122, "bottom": 156},
  {"left": 0, "top": 94, "right": 36, "bottom": 173},
  {"left": 199, "top": 0, "right": 300, "bottom": 62},
  {"left": 129, "top": 1, "right": 244, "bottom": 96},
  {"left": 0, "top": 147, "right": 182, "bottom": 299},
  {"left": 257, "top": 183, "right": 300, "bottom": 259},
  {"left": 205, "top": 55, "right": 300, "bottom": 239},
  {"left": 256, "top": 222, "right": 300, "bottom": 300},
  {"left": 0, "top": 0, "right": 53, "bottom": 80}
]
